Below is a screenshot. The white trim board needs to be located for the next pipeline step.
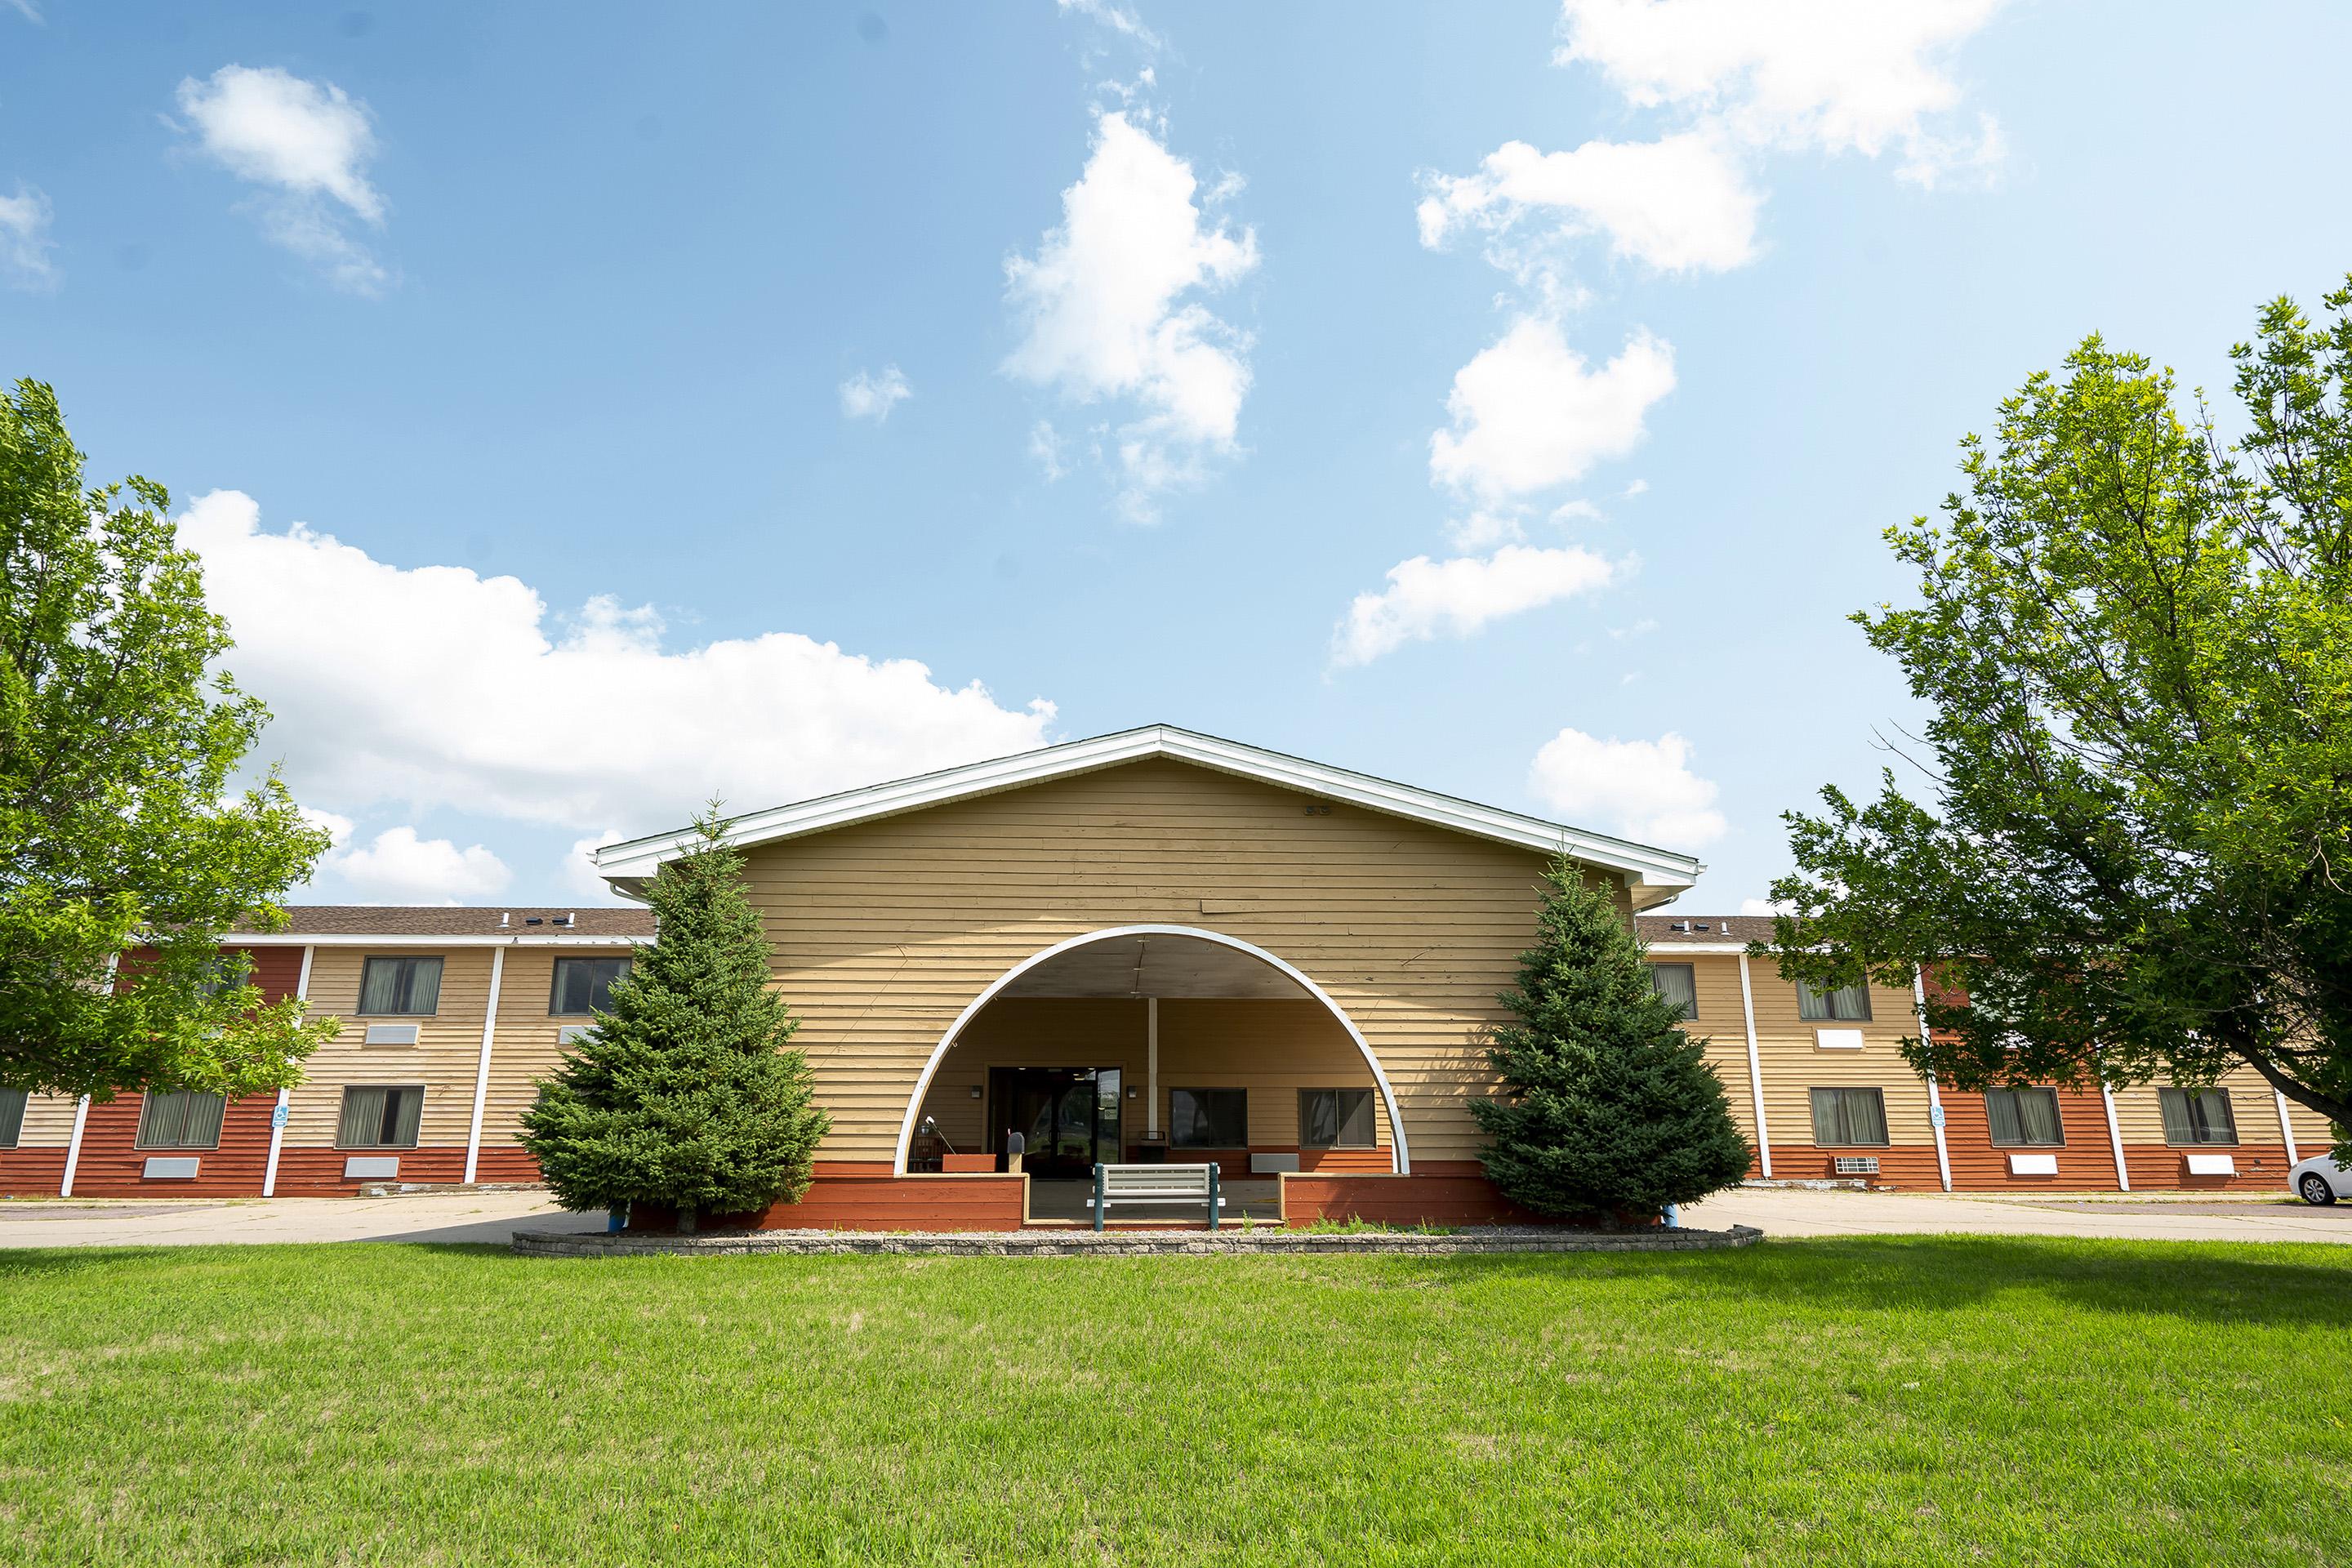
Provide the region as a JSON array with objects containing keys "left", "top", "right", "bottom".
[{"left": 594, "top": 724, "right": 1704, "bottom": 906}]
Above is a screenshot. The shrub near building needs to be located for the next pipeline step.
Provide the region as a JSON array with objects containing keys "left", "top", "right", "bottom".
[
  {"left": 521, "top": 813, "right": 828, "bottom": 1232},
  {"left": 1471, "top": 860, "right": 1753, "bottom": 1223}
]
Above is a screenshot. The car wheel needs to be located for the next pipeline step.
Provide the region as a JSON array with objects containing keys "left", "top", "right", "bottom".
[{"left": 2300, "top": 1173, "right": 2338, "bottom": 1206}]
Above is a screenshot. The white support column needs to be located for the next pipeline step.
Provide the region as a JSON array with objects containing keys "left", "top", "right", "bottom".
[
  {"left": 1913, "top": 969, "right": 1953, "bottom": 1192},
  {"left": 2101, "top": 1083, "right": 2132, "bottom": 1191},
  {"left": 463, "top": 945, "right": 507, "bottom": 1185},
  {"left": 1145, "top": 996, "right": 1160, "bottom": 1138},
  {"left": 2274, "top": 1090, "right": 2300, "bottom": 1164},
  {"left": 1735, "top": 953, "right": 1770, "bottom": 1178},
  {"left": 261, "top": 944, "right": 315, "bottom": 1198},
  {"left": 59, "top": 1096, "right": 91, "bottom": 1197}
]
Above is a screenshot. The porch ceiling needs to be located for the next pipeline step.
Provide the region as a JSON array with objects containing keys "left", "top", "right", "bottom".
[{"left": 995, "top": 933, "right": 1311, "bottom": 1000}]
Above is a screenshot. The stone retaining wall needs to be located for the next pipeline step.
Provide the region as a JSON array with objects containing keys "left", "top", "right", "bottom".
[{"left": 510, "top": 1223, "right": 1762, "bottom": 1258}]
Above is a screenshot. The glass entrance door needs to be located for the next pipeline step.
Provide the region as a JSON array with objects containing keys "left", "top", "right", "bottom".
[{"left": 991, "top": 1067, "right": 1121, "bottom": 1178}]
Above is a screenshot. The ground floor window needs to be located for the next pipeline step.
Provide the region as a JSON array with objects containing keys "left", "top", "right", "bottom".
[
  {"left": 1169, "top": 1088, "right": 1246, "bottom": 1148},
  {"left": 1984, "top": 1087, "right": 2065, "bottom": 1147},
  {"left": 2158, "top": 1087, "right": 2237, "bottom": 1147},
  {"left": 1648, "top": 962, "right": 1697, "bottom": 1019},
  {"left": 1299, "top": 1088, "right": 1376, "bottom": 1148},
  {"left": 0, "top": 1086, "right": 24, "bottom": 1148},
  {"left": 338, "top": 1086, "right": 425, "bottom": 1150},
  {"left": 1808, "top": 1087, "right": 1889, "bottom": 1147},
  {"left": 137, "top": 1091, "right": 226, "bottom": 1150}
]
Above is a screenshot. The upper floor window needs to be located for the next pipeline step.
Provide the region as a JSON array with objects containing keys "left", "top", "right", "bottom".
[
  {"left": 137, "top": 1091, "right": 226, "bottom": 1150},
  {"left": 359, "top": 956, "right": 443, "bottom": 1016},
  {"left": 1648, "top": 962, "right": 1697, "bottom": 1019},
  {"left": 1797, "top": 978, "right": 1873, "bottom": 1022},
  {"left": 2158, "top": 1088, "right": 2238, "bottom": 1147},
  {"left": 1984, "top": 1087, "right": 2064, "bottom": 1147},
  {"left": 1298, "top": 1088, "right": 1376, "bottom": 1149},
  {"left": 550, "top": 956, "right": 632, "bottom": 1017}
]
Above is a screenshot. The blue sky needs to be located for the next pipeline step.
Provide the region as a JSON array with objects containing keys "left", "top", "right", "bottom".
[{"left": 6, "top": 1, "right": 2350, "bottom": 909}]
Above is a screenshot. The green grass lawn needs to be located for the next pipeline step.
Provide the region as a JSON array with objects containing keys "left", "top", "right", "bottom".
[{"left": 2, "top": 1238, "right": 2345, "bottom": 1566}]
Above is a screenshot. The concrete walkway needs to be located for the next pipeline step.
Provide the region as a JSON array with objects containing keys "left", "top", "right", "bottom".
[
  {"left": 0, "top": 1185, "right": 2344, "bottom": 1248},
  {"left": 1685, "top": 1185, "right": 2352, "bottom": 1245}
]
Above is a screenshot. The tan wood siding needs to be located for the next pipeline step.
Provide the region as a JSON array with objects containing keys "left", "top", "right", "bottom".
[
  {"left": 743, "top": 757, "right": 1592, "bottom": 1164},
  {"left": 283, "top": 947, "right": 494, "bottom": 1147},
  {"left": 11, "top": 1093, "right": 82, "bottom": 1147}
]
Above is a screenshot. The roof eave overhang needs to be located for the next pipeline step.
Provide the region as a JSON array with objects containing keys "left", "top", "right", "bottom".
[{"left": 593, "top": 725, "right": 1705, "bottom": 902}]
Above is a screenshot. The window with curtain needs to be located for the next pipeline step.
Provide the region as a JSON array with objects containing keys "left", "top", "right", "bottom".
[
  {"left": 1169, "top": 1088, "right": 1247, "bottom": 1148},
  {"left": 1648, "top": 962, "right": 1698, "bottom": 1020},
  {"left": 550, "top": 956, "right": 632, "bottom": 1016},
  {"left": 1984, "top": 1087, "right": 2065, "bottom": 1147},
  {"left": 0, "top": 1087, "right": 25, "bottom": 1148},
  {"left": 1808, "top": 1087, "right": 1890, "bottom": 1147},
  {"left": 2158, "top": 1088, "right": 2238, "bottom": 1147},
  {"left": 1797, "top": 978, "right": 1873, "bottom": 1022},
  {"left": 338, "top": 1086, "right": 425, "bottom": 1149},
  {"left": 359, "top": 956, "right": 444, "bottom": 1016},
  {"left": 136, "top": 1091, "right": 226, "bottom": 1150},
  {"left": 1298, "top": 1088, "right": 1376, "bottom": 1148}
]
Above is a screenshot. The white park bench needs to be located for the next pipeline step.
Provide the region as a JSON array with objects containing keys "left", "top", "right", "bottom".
[{"left": 1089, "top": 1162, "right": 1224, "bottom": 1230}]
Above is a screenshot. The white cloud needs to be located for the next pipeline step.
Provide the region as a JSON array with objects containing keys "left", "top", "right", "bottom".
[
  {"left": 179, "top": 490, "right": 1058, "bottom": 841},
  {"left": 1740, "top": 897, "right": 1794, "bottom": 917},
  {"left": 1556, "top": 0, "right": 2004, "bottom": 181},
  {"left": 562, "top": 832, "right": 628, "bottom": 903},
  {"left": 174, "top": 65, "right": 393, "bottom": 294},
  {"left": 1430, "top": 317, "right": 1676, "bottom": 502},
  {"left": 5, "top": 0, "right": 41, "bottom": 22},
  {"left": 297, "top": 806, "right": 355, "bottom": 849},
  {"left": 1028, "top": 421, "right": 1069, "bottom": 481},
  {"left": 839, "top": 364, "right": 911, "bottom": 422},
  {"left": 1529, "top": 728, "right": 1726, "bottom": 847},
  {"left": 1058, "top": 0, "right": 1163, "bottom": 52},
  {"left": 326, "top": 826, "right": 511, "bottom": 905},
  {"left": 1418, "top": 131, "right": 1760, "bottom": 274},
  {"left": 0, "top": 183, "right": 56, "bottom": 290},
  {"left": 1332, "top": 545, "right": 1618, "bottom": 667},
  {"left": 1004, "top": 109, "right": 1258, "bottom": 519}
]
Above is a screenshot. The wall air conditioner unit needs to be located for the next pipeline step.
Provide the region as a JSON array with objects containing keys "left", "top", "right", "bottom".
[
  {"left": 363, "top": 1023, "right": 421, "bottom": 1047},
  {"left": 1815, "top": 1028, "right": 1865, "bottom": 1050},
  {"left": 2184, "top": 1152, "right": 2237, "bottom": 1177},
  {"left": 557, "top": 1025, "right": 595, "bottom": 1046},
  {"left": 344, "top": 1156, "right": 400, "bottom": 1180},
  {"left": 2007, "top": 1152, "right": 2059, "bottom": 1176},
  {"left": 143, "top": 1156, "right": 200, "bottom": 1180},
  {"left": 1833, "top": 1156, "right": 1880, "bottom": 1176}
]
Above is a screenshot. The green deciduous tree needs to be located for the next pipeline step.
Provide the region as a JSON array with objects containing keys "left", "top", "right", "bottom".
[
  {"left": 2, "top": 378, "right": 335, "bottom": 1100},
  {"left": 1769, "top": 280, "right": 2352, "bottom": 1148},
  {"left": 520, "top": 809, "right": 830, "bottom": 1230},
  {"left": 1469, "top": 859, "right": 1753, "bottom": 1222}
]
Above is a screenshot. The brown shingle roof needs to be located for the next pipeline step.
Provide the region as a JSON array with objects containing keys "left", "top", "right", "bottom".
[
  {"left": 242, "top": 906, "right": 657, "bottom": 938},
  {"left": 1635, "top": 914, "right": 1768, "bottom": 946}
]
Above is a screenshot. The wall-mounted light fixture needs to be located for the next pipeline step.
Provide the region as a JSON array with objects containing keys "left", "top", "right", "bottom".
[{"left": 969, "top": 1085, "right": 982, "bottom": 1099}]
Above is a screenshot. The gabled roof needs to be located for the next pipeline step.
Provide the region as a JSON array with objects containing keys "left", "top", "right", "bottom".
[
  {"left": 229, "top": 906, "right": 657, "bottom": 945},
  {"left": 594, "top": 724, "right": 1704, "bottom": 907}
]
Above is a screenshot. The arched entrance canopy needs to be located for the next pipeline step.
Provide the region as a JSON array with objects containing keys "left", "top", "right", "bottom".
[{"left": 893, "top": 924, "right": 1410, "bottom": 1175}]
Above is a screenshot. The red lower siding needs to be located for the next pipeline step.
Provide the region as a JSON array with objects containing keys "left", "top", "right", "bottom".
[
  {"left": 472, "top": 1147, "right": 542, "bottom": 1183},
  {"left": 2123, "top": 1143, "right": 2295, "bottom": 1192},
  {"left": 65, "top": 1092, "right": 278, "bottom": 1197},
  {"left": 630, "top": 1162, "right": 1031, "bottom": 1232},
  {"left": 1281, "top": 1160, "right": 1597, "bottom": 1227},
  {"left": 0, "top": 1147, "right": 68, "bottom": 1197},
  {"left": 270, "top": 1146, "right": 469, "bottom": 1195},
  {"left": 1940, "top": 1088, "right": 2122, "bottom": 1190},
  {"left": 1765, "top": 1143, "right": 1946, "bottom": 1190}
]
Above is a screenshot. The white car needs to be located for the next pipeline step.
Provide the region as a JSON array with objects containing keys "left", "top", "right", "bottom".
[{"left": 2288, "top": 1152, "right": 2352, "bottom": 1205}]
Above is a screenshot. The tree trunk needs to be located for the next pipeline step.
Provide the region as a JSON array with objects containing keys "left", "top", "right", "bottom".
[{"left": 676, "top": 1205, "right": 697, "bottom": 1234}]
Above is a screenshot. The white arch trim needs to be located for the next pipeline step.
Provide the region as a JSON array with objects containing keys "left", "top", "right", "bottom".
[{"left": 892, "top": 924, "right": 1410, "bottom": 1177}]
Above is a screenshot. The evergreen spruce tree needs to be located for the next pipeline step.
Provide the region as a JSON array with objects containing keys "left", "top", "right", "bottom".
[
  {"left": 1468, "top": 858, "right": 1752, "bottom": 1223},
  {"left": 520, "top": 810, "right": 828, "bottom": 1231}
]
